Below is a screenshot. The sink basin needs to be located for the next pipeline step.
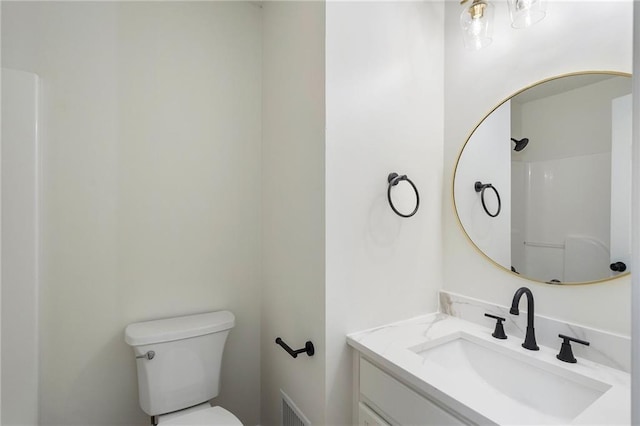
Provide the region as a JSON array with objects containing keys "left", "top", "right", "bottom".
[{"left": 411, "top": 333, "right": 611, "bottom": 424}]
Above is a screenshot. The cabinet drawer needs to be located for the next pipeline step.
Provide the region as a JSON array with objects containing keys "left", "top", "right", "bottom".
[
  {"left": 360, "top": 358, "right": 466, "bottom": 425},
  {"left": 358, "top": 402, "right": 390, "bottom": 426}
]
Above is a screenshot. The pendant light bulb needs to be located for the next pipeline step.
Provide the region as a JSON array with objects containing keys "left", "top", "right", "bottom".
[
  {"left": 460, "top": 0, "right": 494, "bottom": 50},
  {"left": 507, "top": 0, "right": 546, "bottom": 29}
]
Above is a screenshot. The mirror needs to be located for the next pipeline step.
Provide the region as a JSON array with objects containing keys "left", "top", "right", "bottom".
[{"left": 454, "top": 72, "right": 632, "bottom": 284}]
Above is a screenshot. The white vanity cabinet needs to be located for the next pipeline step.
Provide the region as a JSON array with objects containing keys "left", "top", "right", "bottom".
[
  {"left": 358, "top": 401, "right": 390, "bottom": 426},
  {"left": 349, "top": 313, "right": 631, "bottom": 426},
  {"left": 355, "top": 356, "right": 469, "bottom": 426}
]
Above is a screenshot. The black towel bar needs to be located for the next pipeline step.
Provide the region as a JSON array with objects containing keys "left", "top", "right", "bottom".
[{"left": 275, "top": 337, "right": 315, "bottom": 358}]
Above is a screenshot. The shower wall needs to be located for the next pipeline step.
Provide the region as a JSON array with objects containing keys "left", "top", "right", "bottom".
[
  {"left": 511, "top": 77, "right": 631, "bottom": 282},
  {"left": 512, "top": 153, "right": 611, "bottom": 282}
]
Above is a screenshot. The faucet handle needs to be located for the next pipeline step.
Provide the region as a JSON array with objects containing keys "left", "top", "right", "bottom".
[
  {"left": 484, "top": 313, "right": 507, "bottom": 339},
  {"left": 556, "top": 334, "right": 590, "bottom": 363}
]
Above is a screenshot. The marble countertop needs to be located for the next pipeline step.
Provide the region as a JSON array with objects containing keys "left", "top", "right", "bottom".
[{"left": 347, "top": 313, "right": 630, "bottom": 425}]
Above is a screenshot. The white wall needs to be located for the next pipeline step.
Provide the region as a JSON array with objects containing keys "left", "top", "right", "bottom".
[
  {"left": 1, "top": 2, "right": 262, "bottom": 424},
  {"left": 444, "top": 0, "right": 632, "bottom": 334},
  {"left": 261, "top": 4, "right": 445, "bottom": 424},
  {"left": 325, "top": 2, "right": 444, "bottom": 423},
  {"left": 1, "top": 68, "right": 40, "bottom": 425},
  {"left": 261, "top": 2, "right": 326, "bottom": 425}
]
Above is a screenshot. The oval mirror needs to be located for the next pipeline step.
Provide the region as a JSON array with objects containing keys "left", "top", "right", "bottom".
[{"left": 454, "top": 72, "right": 632, "bottom": 285}]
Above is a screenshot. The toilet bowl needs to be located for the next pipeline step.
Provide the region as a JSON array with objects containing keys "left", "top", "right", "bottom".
[
  {"left": 125, "top": 311, "right": 242, "bottom": 425},
  {"left": 159, "top": 403, "right": 242, "bottom": 425}
]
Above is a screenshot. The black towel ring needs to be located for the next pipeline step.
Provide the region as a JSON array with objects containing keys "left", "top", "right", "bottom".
[
  {"left": 387, "top": 173, "right": 419, "bottom": 218},
  {"left": 475, "top": 181, "right": 501, "bottom": 217}
]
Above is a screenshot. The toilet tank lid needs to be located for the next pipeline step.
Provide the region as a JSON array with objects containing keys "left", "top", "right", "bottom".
[{"left": 125, "top": 311, "right": 235, "bottom": 346}]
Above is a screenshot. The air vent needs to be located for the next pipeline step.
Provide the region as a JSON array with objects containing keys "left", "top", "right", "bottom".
[{"left": 280, "top": 390, "right": 311, "bottom": 426}]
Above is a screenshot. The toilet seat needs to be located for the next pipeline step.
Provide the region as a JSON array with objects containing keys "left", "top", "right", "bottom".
[{"left": 159, "top": 403, "right": 243, "bottom": 425}]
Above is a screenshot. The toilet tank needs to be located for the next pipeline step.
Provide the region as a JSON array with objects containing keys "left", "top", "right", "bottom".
[{"left": 125, "top": 311, "right": 235, "bottom": 416}]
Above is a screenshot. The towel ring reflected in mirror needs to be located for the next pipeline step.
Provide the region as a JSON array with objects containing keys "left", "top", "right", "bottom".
[{"left": 475, "top": 181, "right": 501, "bottom": 218}]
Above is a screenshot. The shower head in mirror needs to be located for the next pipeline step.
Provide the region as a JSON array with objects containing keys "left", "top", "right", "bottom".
[{"left": 511, "top": 137, "right": 529, "bottom": 152}]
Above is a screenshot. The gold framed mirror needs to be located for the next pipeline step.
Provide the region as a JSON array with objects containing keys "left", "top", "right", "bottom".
[{"left": 453, "top": 71, "right": 631, "bottom": 285}]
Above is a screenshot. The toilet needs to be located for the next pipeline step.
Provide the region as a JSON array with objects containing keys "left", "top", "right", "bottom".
[{"left": 125, "top": 310, "right": 242, "bottom": 425}]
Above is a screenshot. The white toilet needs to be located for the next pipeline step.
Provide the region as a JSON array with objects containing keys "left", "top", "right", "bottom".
[{"left": 125, "top": 310, "right": 242, "bottom": 425}]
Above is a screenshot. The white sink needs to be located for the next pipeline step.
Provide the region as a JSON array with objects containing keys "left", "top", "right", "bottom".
[{"left": 411, "top": 333, "right": 611, "bottom": 424}]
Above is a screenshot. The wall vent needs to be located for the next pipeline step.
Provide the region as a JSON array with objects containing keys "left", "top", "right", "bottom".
[{"left": 280, "top": 389, "right": 311, "bottom": 426}]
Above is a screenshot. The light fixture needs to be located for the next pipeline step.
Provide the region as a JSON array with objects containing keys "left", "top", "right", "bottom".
[
  {"left": 460, "top": 0, "right": 495, "bottom": 51},
  {"left": 507, "top": 0, "right": 546, "bottom": 29},
  {"left": 460, "top": 0, "right": 547, "bottom": 50}
]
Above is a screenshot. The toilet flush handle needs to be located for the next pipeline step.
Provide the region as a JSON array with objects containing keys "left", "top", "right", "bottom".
[{"left": 136, "top": 350, "right": 155, "bottom": 360}]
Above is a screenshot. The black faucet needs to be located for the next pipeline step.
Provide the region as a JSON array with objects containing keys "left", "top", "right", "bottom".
[{"left": 509, "top": 287, "right": 539, "bottom": 351}]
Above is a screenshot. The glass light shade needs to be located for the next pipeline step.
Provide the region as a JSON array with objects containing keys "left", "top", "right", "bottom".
[
  {"left": 460, "top": 0, "right": 494, "bottom": 51},
  {"left": 507, "top": 0, "right": 546, "bottom": 29}
]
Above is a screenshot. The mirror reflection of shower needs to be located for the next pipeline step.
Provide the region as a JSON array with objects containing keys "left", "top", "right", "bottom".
[
  {"left": 509, "top": 75, "right": 632, "bottom": 283},
  {"left": 511, "top": 137, "right": 529, "bottom": 152}
]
